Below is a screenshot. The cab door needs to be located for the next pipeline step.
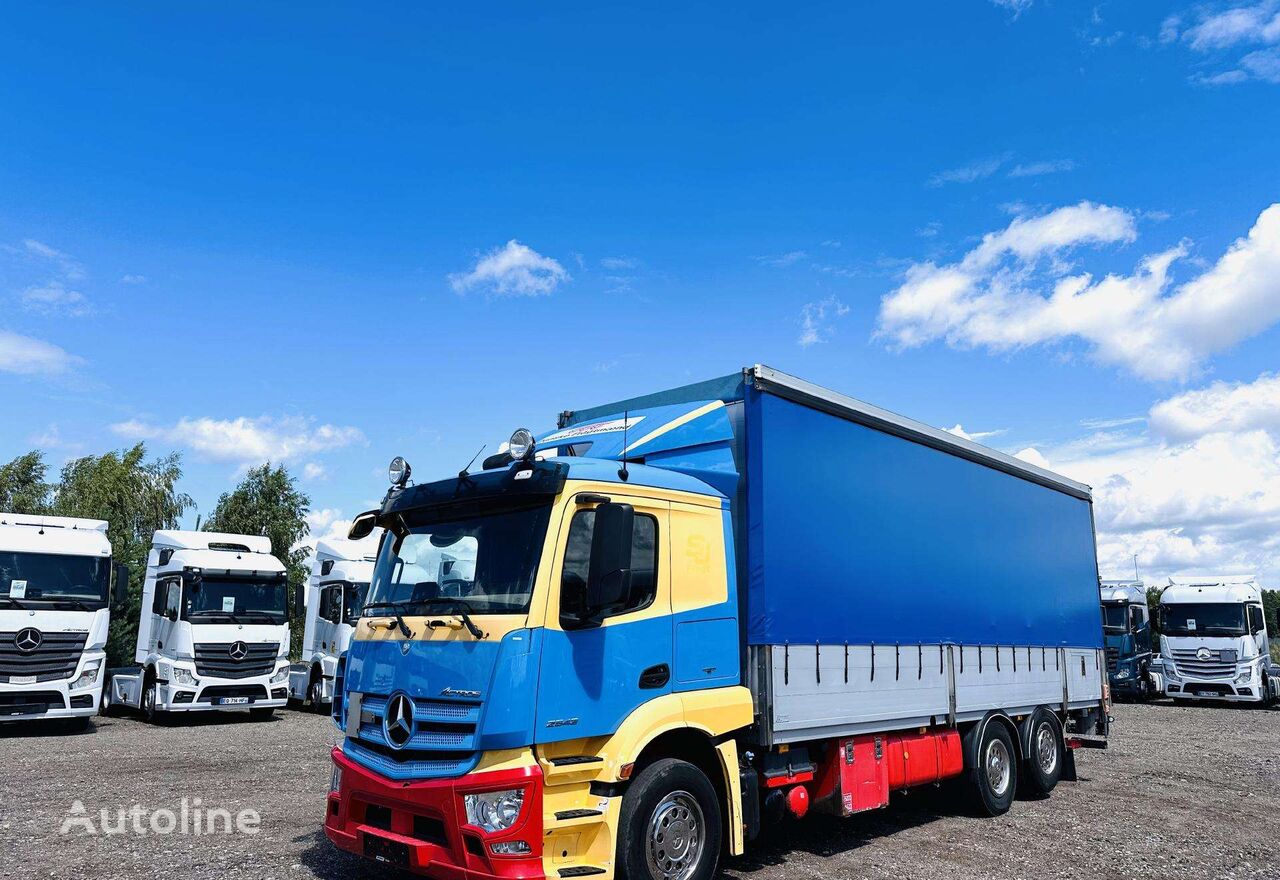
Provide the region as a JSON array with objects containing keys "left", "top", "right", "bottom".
[
  {"left": 152, "top": 577, "right": 181, "bottom": 657},
  {"left": 315, "top": 583, "right": 341, "bottom": 658},
  {"left": 535, "top": 494, "right": 672, "bottom": 744}
]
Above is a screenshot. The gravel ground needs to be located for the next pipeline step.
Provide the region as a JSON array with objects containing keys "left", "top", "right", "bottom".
[{"left": 1, "top": 700, "right": 1277, "bottom": 880}]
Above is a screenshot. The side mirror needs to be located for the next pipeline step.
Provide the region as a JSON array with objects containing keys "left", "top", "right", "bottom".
[
  {"left": 583, "top": 502, "right": 635, "bottom": 621},
  {"left": 112, "top": 563, "right": 130, "bottom": 608},
  {"left": 348, "top": 511, "right": 378, "bottom": 540},
  {"left": 165, "top": 608, "right": 179, "bottom": 622}
]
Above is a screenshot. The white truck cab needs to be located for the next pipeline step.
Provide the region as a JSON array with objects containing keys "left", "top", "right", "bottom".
[
  {"left": 287, "top": 535, "right": 379, "bottom": 711},
  {"left": 1158, "top": 574, "right": 1279, "bottom": 705},
  {"left": 104, "top": 530, "right": 291, "bottom": 722},
  {"left": 0, "top": 513, "right": 126, "bottom": 729}
]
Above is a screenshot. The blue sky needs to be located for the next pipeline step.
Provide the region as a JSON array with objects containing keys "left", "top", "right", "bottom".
[{"left": 3, "top": 2, "right": 1279, "bottom": 582}]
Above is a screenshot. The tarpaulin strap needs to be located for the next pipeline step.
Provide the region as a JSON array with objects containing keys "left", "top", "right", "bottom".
[
  {"left": 939, "top": 645, "right": 944, "bottom": 675},
  {"left": 784, "top": 642, "right": 789, "bottom": 685},
  {"left": 844, "top": 642, "right": 849, "bottom": 684},
  {"left": 815, "top": 641, "right": 821, "bottom": 684},
  {"left": 895, "top": 643, "right": 900, "bottom": 681},
  {"left": 870, "top": 642, "right": 875, "bottom": 682},
  {"left": 918, "top": 644, "right": 923, "bottom": 680},
  {"left": 1013, "top": 646, "right": 1017, "bottom": 673}
]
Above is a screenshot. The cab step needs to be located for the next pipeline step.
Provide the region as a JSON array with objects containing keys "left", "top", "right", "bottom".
[
  {"left": 550, "top": 756, "right": 604, "bottom": 767},
  {"left": 554, "top": 808, "right": 604, "bottom": 821},
  {"left": 558, "top": 867, "right": 607, "bottom": 877}
]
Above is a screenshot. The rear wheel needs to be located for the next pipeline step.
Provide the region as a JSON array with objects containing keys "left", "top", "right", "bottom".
[
  {"left": 1021, "top": 710, "right": 1063, "bottom": 796},
  {"left": 965, "top": 720, "right": 1017, "bottom": 816},
  {"left": 617, "top": 759, "right": 721, "bottom": 880}
]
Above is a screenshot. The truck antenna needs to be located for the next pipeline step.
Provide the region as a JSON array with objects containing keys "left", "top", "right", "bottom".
[
  {"left": 1133, "top": 553, "right": 1139, "bottom": 582},
  {"left": 195, "top": 514, "right": 202, "bottom": 531},
  {"left": 618, "top": 411, "right": 630, "bottom": 481},
  {"left": 460, "top": 445, "right": 485, "bottom": 481}
]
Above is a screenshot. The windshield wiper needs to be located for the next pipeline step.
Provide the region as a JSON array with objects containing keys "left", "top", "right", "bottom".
[
  {"left": 411, "top": 598, "right": 487, "bottom": 640},
  {"left": 188, "top": 610, "right": 245, "bottom": 624},
  {"left": 362, "top": 601, "right": 415, "bottom": 638},
  {"left": 1, "top": 596, "right": 29, "bottom": 609}
]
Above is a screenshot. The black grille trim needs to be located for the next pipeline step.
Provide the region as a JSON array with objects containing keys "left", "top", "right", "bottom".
[
  {"left": 193, "top": 642, "right": 278, "bottom": 680},
  {"left": 0, "top": 631, "right": 88, "bottom": 681}
]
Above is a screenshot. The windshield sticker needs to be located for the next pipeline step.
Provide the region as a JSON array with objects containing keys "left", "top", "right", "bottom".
[
  {"left": 9, "top": 580, "right": 26, "bottom": 598},
  {"left": 1186, "top": 618, "right": 1196, "bottom": 631},
  {"left": 541, "top": 415, "right": 645, "bottom": 444},
  {"left": 222, "top": 596, "right": 236, "bottom": 612}
]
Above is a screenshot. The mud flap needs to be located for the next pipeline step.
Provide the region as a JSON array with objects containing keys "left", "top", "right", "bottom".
[{"left": 1061, "top": 748, "right": 1078, "bottom": 783}]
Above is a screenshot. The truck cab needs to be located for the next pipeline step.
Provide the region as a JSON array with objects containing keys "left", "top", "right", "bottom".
[
  {"left": 0, "top": 513, "right": 126, "bottom": 729},
  {"left": 289, "top": 535, "right": 378, "bottom": 711},
  {"left": 1158, "top": 575, "right": 1279, "bottom": 705},
  {"left": 104, "top": 530, "right": 292, "bottom": 721},
  {"left": 1099, "top": 580, "right": 1154, "bottom": 700}
]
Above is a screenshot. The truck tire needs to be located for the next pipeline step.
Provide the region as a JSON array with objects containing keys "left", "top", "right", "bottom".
[
  {"left": 617, "top": 758, "right": 722, "bottom": 880},
  {"left": 142, "top": 672, "right": 166, "bottom": 726},
  {"left": 1021, "top": 709, "right": 1063, "bottom": 796},
  {"left": 99, "top": 675, "right": 115, "bottom": 717},
  {"left": 309, "top": 672, "right": 327, "bottom": 714},
  {"left": 964, "top": 720, "right": 1018, "bottom": 816}
]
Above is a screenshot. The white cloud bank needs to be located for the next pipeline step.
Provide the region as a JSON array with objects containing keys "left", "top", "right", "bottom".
[
  {"left": 1021, "top": 371, "right": 1280, "bottom": 583},
  {"left": 1163, "top": 1, "right": 1280, "bottom": 85},
  {"left": 798, "top": 296, "right": 850, "bottom": 347},
  {"left": 877, "top": 201, "right": 1280, "bottom": 381},
  {"left": 449, "top": 240, "right": 569, "bottom": 296},
  {"left": 112, "top": 415, "right": 365, "bottom": 468},
  {"left": 0, "top": 329, "right": 83, "bottom": 376}
]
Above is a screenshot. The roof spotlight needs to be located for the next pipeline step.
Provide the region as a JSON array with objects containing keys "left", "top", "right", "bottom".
[
  {"left": 508, "top": 429, "right": 536, "bottom": 462},
  {"left": 388, "top": 456, "right": 412, "bottom": 487}
]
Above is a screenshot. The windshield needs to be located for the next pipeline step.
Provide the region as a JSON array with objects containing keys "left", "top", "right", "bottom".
[
  {"left": 1160, "top": 603, "right": 1247, "bottom": 637},
  {"left": 0, "top": 551, "right": 110, "bottom": 606},
  {"left": 184, "top": 576, "right": 288, "bottom": 624},
  {"left": 367, "top": 503, "right": 552, "bottom": 615},
  {"left": 1101, "top": 603, "right": 1129, "bottom": 632}
]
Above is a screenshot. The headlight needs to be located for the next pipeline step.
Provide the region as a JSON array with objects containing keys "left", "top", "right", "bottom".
[
  {"left": 388, "top": 456, "right": 412, "bottom": 487},
  {"left": 270, "top": 666, "right": 289, "bottom": 684},
  {"left": 464, "top": 789, "right": 526, "bottom": 834},
  {"left": 71, "top": 661, "right": 102, "bottom": 690},
  {"left": 507, "top": 428, "right": 535, "bottom": 461},
  {"left": 1115, "top": 668, "right": 1131, "bottom": 680},
  {"left": 1236, "top": 666, "right": 1255, "bottom": 683},
  {"left": 171, "top": 667, "right": 197, "bottom": 687},
  {"left": 330, "top": 764, "right": 343, "bottom": 794}
]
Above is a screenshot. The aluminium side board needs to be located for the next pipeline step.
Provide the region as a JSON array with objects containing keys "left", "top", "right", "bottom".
[{"left": 558, "top": 365, "right": 1105, "bottom": 745}]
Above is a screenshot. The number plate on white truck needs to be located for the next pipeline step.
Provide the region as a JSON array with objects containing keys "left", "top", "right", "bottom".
[
  {"left": 9, "top": 675, "right": 37, "bottom": 685},
  {"left": 217, "top": 697, "right": 251, "bottom": 705}
]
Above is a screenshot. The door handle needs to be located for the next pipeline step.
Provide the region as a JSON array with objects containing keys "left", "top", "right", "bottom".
[{"left": 639, "top": 664, "right": 670, "bottom": 689}]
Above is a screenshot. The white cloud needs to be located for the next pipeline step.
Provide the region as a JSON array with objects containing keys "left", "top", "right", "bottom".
[
  {"left": 449, "top": 240, "right": 569, "bottom": 296},
  {"left": 1016, "top": 371, "right": 1280, "bottom": 583},
  {"left": 599, "top": 256, "right": 637, "bottom": 270},
  {"left": 758, "top": 250, "right": 808, "bottom": 268},
  {"left": 798, "top": 296, "right": 850, "bottom": 347},
  {"left": 0, "top": 330, "right": 83, "bottom": 376},
  {"left": 1164, "top": 2, "right": 1280, "bottom": 84},
  {"left": 944, "top": 424, "right": 1006, "bottom": 442},
  {"left": 928, "top": 156, "right": 1007, "bottom": 187},
  {"left": 111, "top": 415, "right": 365, "bottom": 467},
  {"left": 1007, "top": 159, "right": 1076, "bottom": 178},
  {"left": 877, "top": 201, "right": 1280, "bottom": 381},
  {"left": 21, "top": 281, "right": 92, "bottom": 317},
  {"left": 120, "top": 274, "right": 147, "bottom": 284},
  {"left": 990, "top": 0, "right": 1033, "bottom": 16},
  {"left": 22, "top": 238, "right": 84, "bottom": 280},
  {"left": 302, "top": 462, "right": 328, "bottom": 480}
]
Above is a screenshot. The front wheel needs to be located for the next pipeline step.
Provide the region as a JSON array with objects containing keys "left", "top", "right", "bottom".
[
  {"left": 309, "top": 677, "right": 328, "bottom": 714},
  {"left": 965, "top": 720, "right": 1018, "bottom": 816},
  {"left": 617, "top": 759, "right": 722, "bottom": 880},
  {"left": 99, "top": 676, "right": 115, "bottom": 717},
  {"left": 142, "top": 675, "right": 166, "bottom": 725}
]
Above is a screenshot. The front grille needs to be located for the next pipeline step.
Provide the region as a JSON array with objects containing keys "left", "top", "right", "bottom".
[
  {"left": 193, "top": 642, "right": 278, "bottom": 680},
  {"left": 0, "top": 690, "right": 66, "bottom": 714},
  {"left": 0, "top": 631, "right": 88, "bottom": 682},
  {"left": 347, "top": 692, "right": 483, "bottom": 780},
  {"left": 1171, "top": 649, "right": 1235, "bottom": 679},
  {"left": 1105, "top": 647, "right": 1119, "bottom": 673}
]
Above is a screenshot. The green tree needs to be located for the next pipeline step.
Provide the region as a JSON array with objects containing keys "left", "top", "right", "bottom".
[
  {"left": 202, "top": 463, "right": 311, "bottom": 657},
  {"left": 1264, "top": 590, "right": 1280, "bottom": 664},
  {"left": 52, "top": 443, "right": 194, "bottom": 664},
  {"left": 0, "top": 450, "right": 53, "bottom": 514}
]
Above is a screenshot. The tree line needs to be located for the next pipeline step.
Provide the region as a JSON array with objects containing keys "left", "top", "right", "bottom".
[{"left": 0, "top": 445, "right": 311, "bottom": 664}]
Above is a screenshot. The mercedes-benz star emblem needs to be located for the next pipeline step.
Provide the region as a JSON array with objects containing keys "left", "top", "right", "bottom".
[
  {"left": 228, "top": 641, "right": 248, "bottom": 661},
  {"left": 383, "top": 693, "right": 415, "bottom": 750},
  {"left": 1195, "top": 647, "right": 1213, "bottom": 662},
  {"left": 14, "top": 627, "right": 42, "bottom": 653}
]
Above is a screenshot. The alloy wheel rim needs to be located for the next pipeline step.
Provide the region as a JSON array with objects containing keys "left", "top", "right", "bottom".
[
  {"left": 985, "top": 738, "right": 1011, "bottom": 796},
  {"left": 646, "top": 791, "right": 704, "bottom": 880},
  {"left": 1035, "top": 724, "right": 1058, "bottom": 775}
]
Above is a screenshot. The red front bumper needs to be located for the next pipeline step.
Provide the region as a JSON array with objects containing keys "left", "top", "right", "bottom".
[{"left": 325, "top": 747, "right": 545, "bottom": 880}]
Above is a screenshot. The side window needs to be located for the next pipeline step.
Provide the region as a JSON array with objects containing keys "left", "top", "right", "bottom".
[
  {"left": 152, "top": 580, "right": 166, "bottom": 616},
  {"left": 165, "top": 581, "right": 182, "bottom": 617},
  {"left": 317, "top": 585, "right": 332, "bottom": 622},
  {"left": 1249, "top": 605, "right": 1265, "bottom": 634},
  {"left": 560, "top": 509, "right": 659, "bottom": 621},
  {"left": 326, "top": 586, "right": 343, "bottom": 624}
]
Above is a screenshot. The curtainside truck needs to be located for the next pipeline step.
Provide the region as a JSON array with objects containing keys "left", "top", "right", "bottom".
[
  {"left": 289, "top": 535, "right": 379, "bottom": 711},
  {"left": 323, "top": 365, "right": 1110, "bottom": 880},
  {"left": 1100, "top": 580, "right": 1156, "bottom": 700},
  {"left": 1158, "top": 575, "right": 1279, "bottom": 705},
  {"left": 103, "top": 530, "right": 291, "bottom": 722},
  {"left": 1, "top": 513, "right": 127, "bottom": 730}
]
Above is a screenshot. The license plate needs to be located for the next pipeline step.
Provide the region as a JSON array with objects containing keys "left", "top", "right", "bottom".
[
  {"left": 217, "top": 697, "right": 251, "bottom": 705},
  {"left": 364, "top": 834, "right": 410, "bottom": 867},
  {"left": 9, "top": 675, "right": 36, "bottom": 685}
]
